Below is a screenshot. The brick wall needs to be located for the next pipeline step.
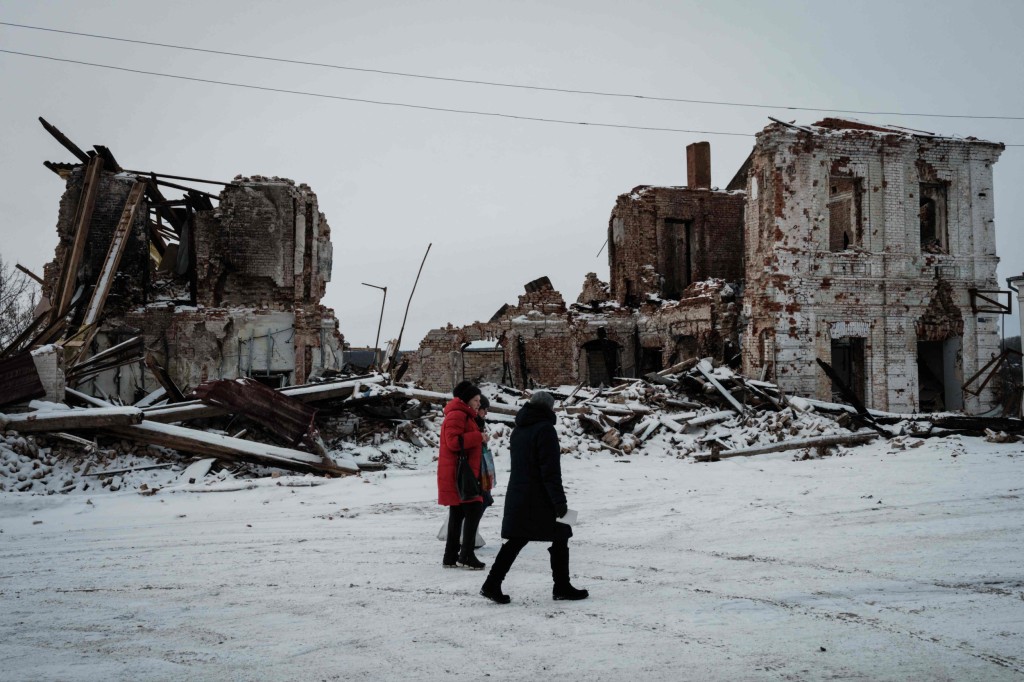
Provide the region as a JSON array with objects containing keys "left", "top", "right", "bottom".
[
  {"left": 197, "top": 178, "right": 332, "bottom": 308},
  {"left": 608, "top": 186, "right": 745, "bottom": 305},
  {"left": 43, "top": 167, "right": 149, "bottom": 320},
  {"left": 43, "top": 169, "right": 344, "bottom": 402},
  {"left": 410, "top": 276, "right": 737, "bottom": 392},
  {"left": 741, "top": 121, "right": 1005, "bottom": 413}
]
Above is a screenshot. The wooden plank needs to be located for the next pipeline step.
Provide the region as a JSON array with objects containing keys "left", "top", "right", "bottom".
[
  {"left": 145, "top": 353, "right": 187, "bottom": 403},
  {"left": 392, "top": 386, "right": 520, "bottom": 416},
  {"left": 52, "top": 155, "right": 104, "bottom": 322},
  {"left": 15, "top": 264, "right": 44, "bottom": 285},
  {"left": 105, "top": 421, "right": 358, "bottom": 476},
  {"left": 65, "top": 386, "right": 115, "bottom": 408},
  {"left": 67, "top": 336, "right": 143, "bottom": 374},
  {"left": 695, "top": 360, "right": 748, "bottom": 414},
  {"left": 64, "top": 182, "right": 145, "bottom": 364},
  {"left": 122, "top": 169, "right": 233, "bottom": 186},
  {"left": 143, "top": 375, "right": 386, "bottom": 423},
  {"left": 686, "top": 410, "right": 735, "bottom": 427},
  {"left": 86, "top": 463, "right": 173, "bottom": 477},
  {"left": 82, "top": 182, "right": 146, "bottom": 329},
  {"left": 91, "top": 145, "right": 122, "bottom": 173},
  {"left": 38, "top": 117, "right": 90, "bottom": 163},
  {"left": 696, "top": 431, "right": 878, "bottom": 461},
  {"left": 149, "top": 177, "right": 219, "bottom": 201},
  {"left": 1, "top": 406, "right": 144, "bottom": 433}
]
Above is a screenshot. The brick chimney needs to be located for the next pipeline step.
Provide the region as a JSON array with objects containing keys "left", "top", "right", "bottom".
[{"left": 687, "top": 141, "right": 711, "bottom": 189}]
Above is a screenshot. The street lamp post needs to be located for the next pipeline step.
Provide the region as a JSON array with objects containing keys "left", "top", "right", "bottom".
[{"left": 361, "top": 282, "right": 387, "bottom": 369}]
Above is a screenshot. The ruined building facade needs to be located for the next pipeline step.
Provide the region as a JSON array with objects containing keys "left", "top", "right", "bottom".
[
  {"left": 411, "top": 142, "right": 744, "bottom": 391},
  {"left": 42, "top": 166, "right": 344, "bottom": 402},
  {"left": 741, "top": 120, "right": 1004, "bottom": 413},
  {"left": 413, "top": 123, "right": 1009, "bottom": 414}
]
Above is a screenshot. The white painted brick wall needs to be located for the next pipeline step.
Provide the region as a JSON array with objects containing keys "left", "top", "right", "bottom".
[{"left": 743, "top": 125, "right": 1004, "bottom": 413}]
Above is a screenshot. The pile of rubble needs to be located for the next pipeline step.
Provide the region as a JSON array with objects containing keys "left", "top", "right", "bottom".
[{"left": 4, "top": 354, "right": 1021, "bottom": 495}]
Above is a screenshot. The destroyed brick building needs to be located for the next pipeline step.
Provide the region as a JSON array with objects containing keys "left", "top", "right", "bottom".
[
  {"left": 3, "top": 119, "right": 344, "bottom": 405},
  {"left": 740, "top": 119, "right": 1005, "bottom": 414},
  {"left": 412, "top": 120, "right": 1012, "bottom": 414},
  {"left": 411, "top": 142, "right": 746, "bottom": 392}
]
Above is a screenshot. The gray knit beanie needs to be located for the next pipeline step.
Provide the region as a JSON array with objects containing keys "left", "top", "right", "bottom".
[{"left": 528, "top": 390, "right": 555, "bottom": 411}]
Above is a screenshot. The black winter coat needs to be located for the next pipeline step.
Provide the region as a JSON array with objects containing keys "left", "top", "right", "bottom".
[{"left": 500, "top": 403, "right": 572, "bottom": 541}]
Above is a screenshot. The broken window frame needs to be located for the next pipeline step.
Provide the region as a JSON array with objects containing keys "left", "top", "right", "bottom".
[
  {"left": 918, "top": 182, "right": 949, "bottom": 254},
  {"left": 827, "top": 176, "right": 863, "bottom": 252},
  {"left": 662, "top": 218, "right": 694, "bottom": 299}
]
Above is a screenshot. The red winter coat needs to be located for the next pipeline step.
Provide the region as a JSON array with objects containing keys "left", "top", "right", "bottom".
[{"left": 437, "top": 398, "right": 483, "bottom": 506}]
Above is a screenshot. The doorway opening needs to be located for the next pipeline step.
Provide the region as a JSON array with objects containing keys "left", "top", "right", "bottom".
[{"left": 917, "top": 338, "right": 963, "bottom": 411}]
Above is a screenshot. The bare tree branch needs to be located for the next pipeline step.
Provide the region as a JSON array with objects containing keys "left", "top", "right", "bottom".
[{"left": 0, "top": 254, "right": 40, "bottom": 348}]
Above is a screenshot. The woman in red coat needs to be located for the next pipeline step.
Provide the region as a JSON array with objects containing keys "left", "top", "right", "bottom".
[{"left": 438, "top": 381, "right": 489, "bottom": 569}]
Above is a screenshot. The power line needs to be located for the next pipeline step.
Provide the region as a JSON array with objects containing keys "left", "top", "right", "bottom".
[
  {"left": 1, "top": 48, "right": 1021, "bottom": 146},
  {"left": 2, "top": 20, "right": 1023, "bottom": 123},
  {"left": 0, "top": 49, "right": 753, "bottom": 137}
]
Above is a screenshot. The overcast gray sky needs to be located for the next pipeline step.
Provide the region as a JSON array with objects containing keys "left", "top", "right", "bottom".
[{"left": 2, "top": 0, "right": 1022, "bottom": 348}]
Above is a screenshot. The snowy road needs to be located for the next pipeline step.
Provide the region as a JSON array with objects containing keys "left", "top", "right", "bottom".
[{"left": 2, "top": 439, "right": 1023, "bottom": 681}]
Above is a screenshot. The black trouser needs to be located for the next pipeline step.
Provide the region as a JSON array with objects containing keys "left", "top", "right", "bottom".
[
  {"left": 488, "top": 534, "right": 571, "bottom": 587},
  {"left": 444, "top": 502, "right": 483, "bottom": 560}
]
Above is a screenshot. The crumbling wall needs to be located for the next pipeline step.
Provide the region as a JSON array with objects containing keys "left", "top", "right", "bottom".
[
  {"left": 43, "top": 168, "right": 344, "bottom": 402},
  {"left": 411, "top": 276, "right": 738, "bottom": 392},
  {"left": 196, "top": 178, "right": 331, "bottom": 308},
  {"left": 608, "top": 186, "right": 744, "bottom": 305},
  {"left": 741, "top": 121, "right": 1003, "bottom": 412},
  {"left": 43, "top": 167, "right": 149, "bottom": 320}
]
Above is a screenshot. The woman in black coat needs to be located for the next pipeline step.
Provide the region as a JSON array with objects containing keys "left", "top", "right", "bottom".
[{"left": 480, "top": 391, "right": 588, "bottom": 604}]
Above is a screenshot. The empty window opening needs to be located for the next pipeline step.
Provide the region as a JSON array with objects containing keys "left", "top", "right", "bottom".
[
  {"left": 672, "top": 335, "right": 699, "bottom": 364},
  {"left": 830, "top": 337, "right": 866, "bottom": 404},
  {"left": 919, "top": 183, "right": 948, "bottom": 253},
  {"left": 828, "top": 177, "right": 862, "bottom": 252},
  {"left": 639, "top": 347, "right": 663, "bottom": 374},
  {"left": 663, "top": 219, "right": 694, "bottom": 299},
  {"left": 917, "top": 338, "right": 963, "bottom": 412},
  {"left": 460, "top": 342, "right": 505, "bottom": 386},
  {"left": 251, "top": 372, "right": 290, "bottom": 389},
  {"left": 583, "top": 339, "right": 622, "bottom": 387}
]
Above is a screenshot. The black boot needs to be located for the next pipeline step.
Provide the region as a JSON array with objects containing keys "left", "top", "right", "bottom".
[
  {"left": 549, "top": 545, "right": 589, "bottom": 601},
  {"left": 458, "top": 502, "right": 485, "bottom": 570},
  {"left": 457, "top": 553, "right": 486, "bottom": 570},
  {"left": 443, "top": 508, "right": 463, "bottom": 568},
  {"left": 480, "top": 576, "right": 510, "bottom": 604},
  {"left": 480, "top": 540, "right": 525, "bottom": 604}
]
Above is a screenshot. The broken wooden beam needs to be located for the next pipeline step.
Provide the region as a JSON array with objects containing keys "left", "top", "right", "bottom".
[
  {"left": 656, "top": 358, "right": 700, "bottom": 377},
  {"left": 143, "top": 375, "right": 386, "bottom": 423},
  {"left": 81, "top": 182, "right": 146, "bottom": 330},
  {"left": 66, "top": 336, "right": 144, "bottom": 380},
  {"left": 122, "top": 169, "right": 234, "bottom": 186},
  {"left": 145, "top": 353, "right": 187, "bottom": 403},
  {"left": 15, "top": 263, "right": 44, "bottom": 285},
  {"left": 86, "top": 463, "right": 173, "bottom": 477},
  {"left": 695, "top": 360, "right": 748, "bottom": 414},
  {"left": 91, "top": 145, "right": 122, "bottom": 173},
  {"left": 148, "top": 177, "right": 219, "bottom": 201},
  {"left": 392, "top": 386, "right": 520, "bottom": 416},
  {"left": 0, "top": 405, "right": 144, "bottom": 433},
  {"left": 695, "top": 431, "right": 878, "bottom": 461},
  {"left": 38, "top": 117, "right": 90, "bottom": 163},
  {"left": 52, "top": 155, "right": 104, "bottom": 322},
  {"left": 105, "top": 421, "right": 358, "bottom": 476},
  {"left": 686, "top": 410, "right": 736, "bottom": 428}
]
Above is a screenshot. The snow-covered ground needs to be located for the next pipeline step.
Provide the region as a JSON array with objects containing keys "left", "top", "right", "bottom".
[{"left": 1, "top": 436, "right": 1023, "bottom": 681}]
